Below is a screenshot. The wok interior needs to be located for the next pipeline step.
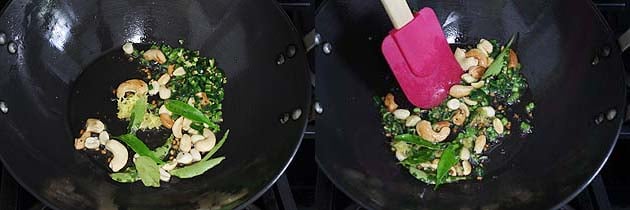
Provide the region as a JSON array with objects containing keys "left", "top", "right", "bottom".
[
  {"left": 0, "top": 0, "right": 310, "bottom": 209},
  {"left": 315, "top": 0, "right": 625, "bottom": 209}
]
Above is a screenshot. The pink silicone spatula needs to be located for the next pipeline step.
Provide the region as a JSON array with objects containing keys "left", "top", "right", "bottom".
[{"left": 380, "top": 1, "right": 462, "bottom": 108}]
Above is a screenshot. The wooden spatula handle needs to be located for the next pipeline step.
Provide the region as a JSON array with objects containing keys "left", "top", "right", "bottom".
[{"left": 380, "top": 0, "right": 413, "bottom": 29}]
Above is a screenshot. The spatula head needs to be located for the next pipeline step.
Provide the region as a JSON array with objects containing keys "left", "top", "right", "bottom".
[{"left": 381, "top": 7, "right": 462, "bottom": 108}]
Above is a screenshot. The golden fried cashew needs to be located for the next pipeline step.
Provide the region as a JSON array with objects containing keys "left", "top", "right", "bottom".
[
  {"left": 384, "top": 93, "right": 398, "bottom": 112},
  {"left": 449, "top": 85, "right": 474, "bottom": 98},
  {"left": 143, "top": 49, "right": 167, "bottom": 64},
  {"left": 465, "top": 49, "right": 489, "bottom": 67},
  {"left": 509, "top": 49, "right": 519, "bottom": 69},
  {"left": 160, "top": 114, "right": 174, "bottom": 128},
  {"left": 468, "top": 66, "right": 486, "bottom": 80},
  {"left": 116, "top": 79, "right": 148, "bottom": 98},
  {"left": 416, "top": 120, "right": 451, "bottom": 143}
]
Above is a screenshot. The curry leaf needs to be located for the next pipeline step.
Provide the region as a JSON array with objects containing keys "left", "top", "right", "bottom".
[
  {"left": 201, "top": 129, "right": 230, "bottom": 161},
  {"left": 128, "top": 95, "right": 148, "bottom": 133},
  {"left": 482, "top": 34, "right": 517, "bottom": 79},
  {"left": 134, "top": 156, "right": 160, "bottom": 187},
  {"left": 170, "top": 157, "right": 225, "bottom": 179},
  {"left": 165, "top": 100, "right": 215, "bottom": 126},
  {"left": 153, "top": 135, "right": 173, "bottom": 160},
  {"left": 116, "top": 134, "right": 165, "bottom": 164},
  {"left": 409, "top": 167, "right": 436, "bottom": 184},
  {"left": 435, "top": 143, "right": 461, "bottom": 188},
  {"left": 394, "top": 134, "right": 443, "bottom": 150},
  {"left": 401, "top": 149, "right": 435, "bottom": 166},
  {"left": 110, "top": 167, "right": 140, "bottom": 183}
]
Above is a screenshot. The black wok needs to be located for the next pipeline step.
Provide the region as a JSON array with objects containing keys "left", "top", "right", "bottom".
[
  {"left": 315, "top": 0, "right": 625, "bottom": 209},
  {"left": 0, "top": 0, "right": 311, "bottom": 209}
]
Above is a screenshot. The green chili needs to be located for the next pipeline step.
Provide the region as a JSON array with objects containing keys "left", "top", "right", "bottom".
[{"left": 170, "top": 157, "right": 225, "bottom": 179}]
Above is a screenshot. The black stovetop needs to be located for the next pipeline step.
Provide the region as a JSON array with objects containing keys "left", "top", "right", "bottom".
[{"left": 1, "top": 0, "right": 630, "bottom": 210}]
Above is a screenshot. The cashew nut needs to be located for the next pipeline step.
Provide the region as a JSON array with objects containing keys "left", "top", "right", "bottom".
[
  {"left": 85, "top": 119, "right": 105, "bottom": 134},
  {"left": 493, "top": 118, "right": 504, "bottom": 134},
  {"left": 481, "top": 106, "right": 496, "bottom": 117},
  {"left": 190, "top": 134, "right": 205, "bottom": 144},
  {"left": 509, "top": 49, "right": 519, "bottom": 69},
  {"left": 477, "top": 39, "right": 493, "bottom": 54},
  {"left": 461, "top": 73, "right": 477, "bottom": 84},
  {"left": 159, "top": 168, "right": 171, "bottom": 182},
  {"left": 449, "top": 85, "right": 474, "bottom": 98},
  {"left": 454, "top": 48, "right": 466, "bottom": 61},
  {"left": 161, "top": 161, "right": 177, "bottom": 171},
  {"left": 148, "top": 80, "right": 160, "bottom": 96},
  {"left": 465, "top": 49, "right": 489, "bottom": 67},
  {"left": 468, "top": 66, "right": 486, "bottom": 80},
  {"left": 393, "top": 109, "right": 411, "bottom": 120},
  {"left": 459, "top": 103, "right": 470, "bottom": 117},
  {"left": 116, "top": 79, "right": 148, "bottom": 98},
  {"left": 190, "top": 148, "right": 202, "bottom": 162},
  {"left": 462, "top": 160, "right": 472, "bottom": 175},
  {"left": 157, "top": 74, "right": 171, "bottom": 86},
  {"left": 419, "top": 161, "right": 433, "bottom": 169},
  {"left": 449, "top": 166, "right": 459, "bottom": 176},
  {"left": 74, "top": 131, "right": 91, "bottom": 150},
  {"left": 195, "top": 92, "right": 210, "bottom": 106},
  {"left": 195, "top": 131, "right": 217, "bottom": 152},
  {"left": 433, "top": 121, "right": 451, "bottom": 130},
  {"left": 172, "top": 117, "right": 184, "bottom": 138},
  {"left": 446, "top": 99, "right": 461, "bottom": 110},
  {"left": 384, "top": 93, "right": 398, "bottom": 112},
  {"left": 85, "top": 137, "right": 100, "bottom": 149},
  {"left": 98, "top": 131, "right": 110, "bottom": 145},
  {"left": 474, "top": 135, "right": 487, "bottom": 154},
  {"left": 167, "top": 64, "right": 175, "bottom": 76},
  {"left": 395, "top": 150, "right": 407, "bottom": 161},
  {"left": 460, "top": 148, "right": 471, "bottom": 161},
  {"left": 159, "top": 105, "right": 171, "bottom": 115},
  {"left": 182, "top": 118, "right": 192, "bottom": 131},
  {"left": 180, "top": 134, "right": 192, "bottom": 153},
  {"left": 459, "top": 57, "right": 478, "bottom": 71},
  {"left": 106, "top": 140, "right": 128, "bottom": 172},
  {"left": 173, "top": 67, "right": 186, "bottom": 76},
  {"left": 188, "top": 129, "right": 199, "bottom": 135},
  {"left": 158, "top": 86, "right": 171, "bottom": 99},
  {"left": 203, "top": 128, "right": 213, "bottom": 138},
  {"left": 471, "top": 81, "right": 485, "bottom": 89},
  {"left": 176, "top": 152, "right": 193, "bottom": 164},
  {"left": 416, "top": 120, "right": 450, "bottom": 142},
  {"left": 122, "top": 43, "right": 134, "bottom": 55},
  {"left": 160, "top": 114, "right": 174, "bottom": 129},
  {"left": 143, "top": 49, "right": 167, "bottom": 64},
  {"left": 405, "top": 115, "right": 421, "bottom": 127},
  {"left": 462, "top": 97, "right": 478, "bottom": 106},
  {"left": 452, "top": 111, "right": 466, "bottom": 126}
]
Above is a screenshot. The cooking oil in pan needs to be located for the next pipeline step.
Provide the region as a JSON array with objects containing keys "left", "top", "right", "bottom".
[{"left": 69, "top": 44, "right": 170, "bottom": 167}]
